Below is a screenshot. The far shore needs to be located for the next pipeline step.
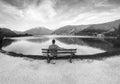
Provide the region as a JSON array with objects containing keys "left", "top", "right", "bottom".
[{"left": 6, "top": 35, "right": 117, "bottom": 40}]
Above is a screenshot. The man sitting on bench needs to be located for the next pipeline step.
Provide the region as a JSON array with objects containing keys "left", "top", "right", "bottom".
[{"left": 49, "top": 39, "right": 62, "bottom": 58}]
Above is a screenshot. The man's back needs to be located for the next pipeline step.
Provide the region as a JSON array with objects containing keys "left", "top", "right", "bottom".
[
  {"left": 49, "top": 44, "right": 60, "bottom": 57},
  {"left": 49, "top": 44, "right": 59, "bottom": 49}
]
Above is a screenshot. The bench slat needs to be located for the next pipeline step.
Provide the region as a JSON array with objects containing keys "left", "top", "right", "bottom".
[
  {"left": 42, "top": 49, "right": 76, "bottom": 51},
  {"left": 42, "top": 49, "right": 76, "bottom": 53},
  {"left": 42, "top": 52, "right": 76, "bottom": 53}
]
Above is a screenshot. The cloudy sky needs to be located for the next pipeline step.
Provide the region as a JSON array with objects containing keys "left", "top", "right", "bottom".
[{"left": 0, "top": 0, "right": 120, "bottom": 31}]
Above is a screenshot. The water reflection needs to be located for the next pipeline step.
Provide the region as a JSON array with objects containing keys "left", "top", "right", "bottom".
[
  {"left": 57, "top": 37, "right": 120, "bottom": 51},
  {"left": 56, "top": 38, "right": 87, "bottom": 45},
  {"left": 1, "top": 39, "right": 16, "bottom": 48},
  {"left": 2, "top": 36, "right": 120, "bottom": 55},
  {"left": 105, "top": 38, "right": 120, "bottom": 48},
  {"left": 26, "top": 37, "right": 49, "bottom": 43}
]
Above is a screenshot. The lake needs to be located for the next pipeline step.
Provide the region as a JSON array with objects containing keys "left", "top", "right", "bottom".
[{"left": 2, "top": 35, "right": 120, "bottom": 55}]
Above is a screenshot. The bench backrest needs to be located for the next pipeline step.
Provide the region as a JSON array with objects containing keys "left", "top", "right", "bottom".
[{"left": 42, "top": 49, "right": 76, "bottom": 54}]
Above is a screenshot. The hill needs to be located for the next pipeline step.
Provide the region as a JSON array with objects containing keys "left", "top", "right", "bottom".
[
  {"left": 52, "top": 25, "right": 88, "bottom": 35},
  {"left": 0, "top": 28, "right": 17, "bottom": 37},
  {"left": 24, "top": 27, "right": 52, "bottom": 35},
  {"left": 52, "top": 19, "right": 120, "bottom": 36},
  {"left": 14, "top": 30, "right": 26, "bottom": 34},
  {"left": 76, "top": 19, "right": 120, "bottom": 36}
]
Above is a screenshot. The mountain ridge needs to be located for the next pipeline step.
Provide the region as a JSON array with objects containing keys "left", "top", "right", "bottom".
[
  {"left": 53, "top": 19, "right": 120, "bottom": 36},
  {"left": 0, "top": 28, "right": 17, "bottom": 37},
  {"left": 24, "top": 27, "right": 52, "bottom": 35}
]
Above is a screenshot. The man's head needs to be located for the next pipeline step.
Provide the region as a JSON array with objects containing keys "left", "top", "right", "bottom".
[{"left": 52, "top": 39, "right": 55, "bottom": 44}]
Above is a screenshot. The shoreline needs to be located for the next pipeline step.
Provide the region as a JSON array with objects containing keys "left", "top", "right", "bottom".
[{"left": 1, "top": 49, "right": 120, "bottom": 61}]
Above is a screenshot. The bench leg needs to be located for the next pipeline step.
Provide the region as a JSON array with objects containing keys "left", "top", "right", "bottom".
[
  {"left": 47, "top": 51, "right": 50, "bottom": 63},
  {"left": 47, "top": 55, "right": 50, "bottom": 63},
  {"left": 69, "top": 55, "right": 72, "bottom": 63},
  {"left": 69, "top": 57, "right": 72, "bottom": 63},
  {"left": 69, "top": 53, "right": 75, "bottom": 63}
]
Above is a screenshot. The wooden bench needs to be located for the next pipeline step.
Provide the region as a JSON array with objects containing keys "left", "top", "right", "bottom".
[{"left": 42, "top": 49, "right": 77, "bottom": 63}]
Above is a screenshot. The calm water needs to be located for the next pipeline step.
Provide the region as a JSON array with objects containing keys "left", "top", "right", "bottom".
[{"left": 2, "top": 35, "right": 120, "bottom": 55}]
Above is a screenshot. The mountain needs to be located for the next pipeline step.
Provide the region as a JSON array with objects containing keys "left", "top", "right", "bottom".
[
  {"left": 0, "top": 27, "right": 52, "bottom": 36},
  {"left": 14, "top": 30, "right": 26, "bottom": 34},
  {"left": 24, "top": 27, "right": 52, "bottom": 35},
  {"left": 53, "top": 19, "right": 120, "bottom": 36},
  {"left": 76, "top": 19, "right": 120, "bottom": 36},
  {"left": 52, "top": 25, "right": 89, "bottom": 35},
  {"left": 0, "top": 28, "right": 17, "bottom": 37}
]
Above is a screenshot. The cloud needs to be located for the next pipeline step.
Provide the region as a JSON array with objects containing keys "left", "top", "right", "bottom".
[
  {"left": 108, "top": 0, "right": 120, "bottom": 5},
  {"left": 2, "top": 0, "right": 43, "bottom": 9},
  {"left": 0, "top": 0, "right": 120, "bottom": 31}
]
